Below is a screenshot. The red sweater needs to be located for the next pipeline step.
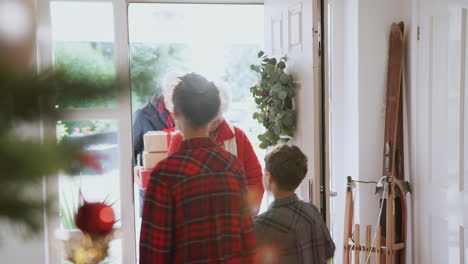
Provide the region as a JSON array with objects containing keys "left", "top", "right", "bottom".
[
  {"left": 168, "top": 121, "right": 264, "bottom": 215},
  {"left": 140, "top": 138, "right": 256, "bottom": 263}
]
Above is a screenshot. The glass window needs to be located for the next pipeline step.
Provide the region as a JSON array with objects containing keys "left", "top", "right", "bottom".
[
  {"left": 57, "top": 119, "right": 122, "bottom": 264},
  {"left": 50, "top": 2, "right": 117, "bottom": 108}
]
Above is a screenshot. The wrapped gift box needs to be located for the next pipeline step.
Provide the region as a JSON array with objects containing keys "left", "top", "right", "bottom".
[
  {"left": 142, "top": 151, "right": 167, "bottom": 170},
  {"left": 138, "top": 168, "right": 152, "bottom": 189},
  {"left": 143, "top": 130, "right": 173, "bottom": 152}
]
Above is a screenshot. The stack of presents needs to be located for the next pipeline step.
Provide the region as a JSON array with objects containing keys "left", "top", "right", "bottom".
[{"left": 136, "top": 129, "right": 174, "bottom": 191}]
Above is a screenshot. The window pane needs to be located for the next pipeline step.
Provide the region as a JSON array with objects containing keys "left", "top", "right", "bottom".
[
  {"left": 57, "top": 120, "right": 122, "bottom": 264},
  {"left": 129, "top": 43, "right": 192, "bottom": 111},
  {"left": 50, "top": 2, "right": 117, "bottom": 108}
]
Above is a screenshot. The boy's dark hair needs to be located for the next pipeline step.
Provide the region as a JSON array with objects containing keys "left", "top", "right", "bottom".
[
  {"left": 172, "top": 73, "right": 220, "bottom": 129},
  {"left": 265, "top": 145, "right": 308, "bottom": 191}
]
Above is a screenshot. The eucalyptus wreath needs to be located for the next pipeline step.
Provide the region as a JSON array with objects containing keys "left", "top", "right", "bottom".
[{"left": 250, "top": 51, "right": 296, "bottom": 149}]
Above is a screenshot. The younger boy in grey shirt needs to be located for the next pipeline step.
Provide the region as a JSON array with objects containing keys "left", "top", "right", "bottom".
[{"left": 254, "top": 145, "right": 335, "bottom": 264}]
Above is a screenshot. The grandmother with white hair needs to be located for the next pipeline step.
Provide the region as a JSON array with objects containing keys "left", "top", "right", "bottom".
[{"left": 166, "top": 75, "right": 264, "bottom": 215}]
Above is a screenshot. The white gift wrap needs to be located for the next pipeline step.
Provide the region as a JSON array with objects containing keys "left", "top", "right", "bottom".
[
  {"left": 143, "top": 131, "right": 170, "bottom": 152},
  {"left": 142, "top": 151, "right": 167, "bottom": 170}
]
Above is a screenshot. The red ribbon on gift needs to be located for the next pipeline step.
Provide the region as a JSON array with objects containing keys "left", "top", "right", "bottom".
[
  {"left": 139, "top": 168, "right": 152, "bottom": 189},
  {"left": 162, "top": 127, "right": 176, "bottom": 148}
]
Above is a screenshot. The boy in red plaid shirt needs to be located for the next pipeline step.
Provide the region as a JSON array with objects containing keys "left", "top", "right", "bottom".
[{"left": 139, "top": 73, "right": 256, "bottom": 263}]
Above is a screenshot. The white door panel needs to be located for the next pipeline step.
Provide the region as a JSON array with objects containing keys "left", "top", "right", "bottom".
[
  {"left": 265, "top": 0, "right": 321, "bottom": 206},
  {"left": 414, "top": 0, "right": 468, "bottom": 263}
]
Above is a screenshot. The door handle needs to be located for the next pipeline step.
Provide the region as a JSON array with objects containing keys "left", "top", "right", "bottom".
[{"left": 330, "top": 190, "right": 338, "bottom": 197}]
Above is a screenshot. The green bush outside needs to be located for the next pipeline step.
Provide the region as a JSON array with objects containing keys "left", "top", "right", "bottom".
[
  {"left": 129, "top": 43, "right": 191, "bottom": 111},
  {"left": 54, "top": 41, "right": 260, "bottom": 110},
  {"left": 54, "top": 42, "right": 116, "bottom": 108}
]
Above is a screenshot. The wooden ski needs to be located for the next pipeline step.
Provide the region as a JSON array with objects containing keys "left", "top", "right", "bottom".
[
  {"left": 383, "top": 23, "right": 404, "bottom": 180},
  {"left": 381, "top": 21, "right": 406, "bottom": 264}
]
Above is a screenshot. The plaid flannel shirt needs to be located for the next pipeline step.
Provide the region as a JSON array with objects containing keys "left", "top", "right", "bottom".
[
  {"left": 139, "top": 138, "right": 256, "bottom": 264},
  {"left": 254, "top": 194, "right": 335, "bottom": 264}
]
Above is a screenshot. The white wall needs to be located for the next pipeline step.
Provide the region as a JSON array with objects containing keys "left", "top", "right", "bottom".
[
  {"left": 329, "top": 0, "right": 410, "bottom": 262},
  {"left": 0, "top": 123, "right": 47, "bottom": 264},
  {"left": 0, "top": 220, "right": 47, "bottom": 264},
  {"left": 356, "top": 0, "right": 409, "bottom": 228}
]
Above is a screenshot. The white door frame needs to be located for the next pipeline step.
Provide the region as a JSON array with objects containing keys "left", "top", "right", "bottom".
[
  {"left": 36, "top": 0, "right": 135, "bottom": 263},
  {"left": 263, "top": 0, "right": 322, "bottom": 209}
]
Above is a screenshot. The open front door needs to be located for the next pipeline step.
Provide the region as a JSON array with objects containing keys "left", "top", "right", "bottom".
[{"left": 264, "top": 0, "right": 322, "bottom": 209}]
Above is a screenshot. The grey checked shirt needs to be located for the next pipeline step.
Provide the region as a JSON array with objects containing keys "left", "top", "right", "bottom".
[{"left": 254, "top": 194, "right": 335, "bottom": 264}]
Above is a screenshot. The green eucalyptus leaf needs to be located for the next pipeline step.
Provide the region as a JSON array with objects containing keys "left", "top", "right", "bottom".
[
  {"left": 280, "top": 73, "right": 290, "bottom": 84},
  {"left": 269, "top": 113, "right": 276, "bottom": 122},
  {"left": 264, "top": 64, "right": 275, "bottom": 74},
  {"left": 250, "top": 51, "right": 296, "bottom": 148},
  {"left": 277, "top": 61, "right": 286, "bottom": 69},
  {"left": 271, "top": 83, "right": 282, "bottom": 93},
  {"left": 257, "top": 134, "right": 265, "bottom": 141},
  {"left": 270, "top": 70, "right": 280, "bottom": 81},
  {"left": 279, "top": 91, "right": 288, "bottom": 100},
  {"left": 270, "top": 108, "right": 276, "bottom": 116},
  {"left": 283, "top": 116, "right": 293, "bottom": 127},
  {"left": 283, "top": 111, "right": 296, "bottom": 127},
  {"left": 274, "top": 126, "right": 281, "bottom": 137}
]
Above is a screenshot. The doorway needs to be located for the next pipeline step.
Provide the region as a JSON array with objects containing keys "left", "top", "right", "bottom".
[{"left": 127, "top": 3, "right": 266, "bottom": 260}]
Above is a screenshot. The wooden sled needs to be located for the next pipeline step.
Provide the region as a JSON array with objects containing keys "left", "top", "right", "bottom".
[{"left": 343, "top": 176, "right": 407, "bottom": 264}]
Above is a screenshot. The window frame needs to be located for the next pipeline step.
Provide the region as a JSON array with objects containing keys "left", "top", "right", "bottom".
[
  {"left": 37, "top": 1, "right": 134, "bottom": 263},
  {"left": 37, "top": 0, "right": 265, "bottom": 263}
]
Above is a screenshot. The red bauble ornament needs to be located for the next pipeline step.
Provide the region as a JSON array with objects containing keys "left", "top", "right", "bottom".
[
  {"left": 76, "top": 152, "right": 105, "bottom": 173},
  {"left": 75, "top": 201, "right": 115, "bottom": 235}
]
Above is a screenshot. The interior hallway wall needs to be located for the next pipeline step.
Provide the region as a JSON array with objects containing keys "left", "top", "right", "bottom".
[
  {"left": 356, "top": 0, "right": 409, "bottom": 234},
  {"left": 0, "top": 219, "right": 47, "bottom": 264},
  {"left": 0, "top": 122, "right": 47, "bottom": 264},
  {"left": 328, "top": 0, "right": 411, "bottom": 262}
]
